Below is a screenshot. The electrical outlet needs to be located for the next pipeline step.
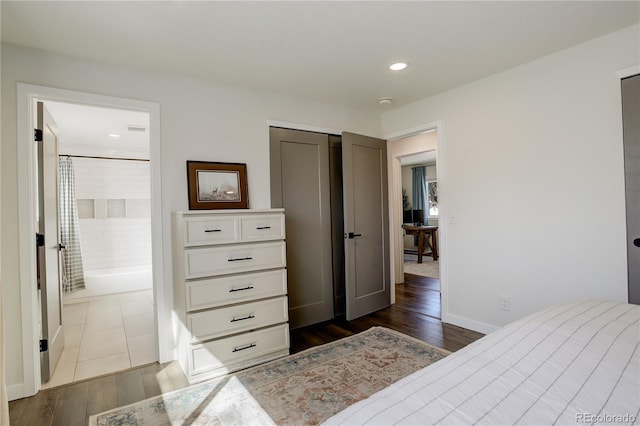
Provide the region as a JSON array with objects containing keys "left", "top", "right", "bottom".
[{"left": 500, "top": 295, "right": 511, "bottom": 311}]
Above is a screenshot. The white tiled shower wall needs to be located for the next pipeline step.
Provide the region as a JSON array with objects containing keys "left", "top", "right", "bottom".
[{"left": 72, "top": 157, "right": 152, "bottom": 271}]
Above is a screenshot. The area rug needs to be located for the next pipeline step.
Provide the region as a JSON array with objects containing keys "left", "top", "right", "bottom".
[
  {"left": 89, "top": 326, "right": 450, "bottom": 426},
  {"left": 404, "top": 254, "right": 440, "bottom": 278}
]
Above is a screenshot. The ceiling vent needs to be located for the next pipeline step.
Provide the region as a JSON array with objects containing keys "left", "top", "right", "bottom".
[{"left": 127, "top": 125, "right": 147, "bottom": 132}]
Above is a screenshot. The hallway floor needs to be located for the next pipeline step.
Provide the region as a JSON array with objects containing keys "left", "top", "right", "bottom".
[
  {"left": 42, "top": 290, "right": 157, "bottom": 389},
  {"left": 403, "top": 253, "right": 439, "bottom": 278}
]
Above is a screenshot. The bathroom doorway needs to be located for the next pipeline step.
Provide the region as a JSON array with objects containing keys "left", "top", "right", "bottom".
[{"left": 39, "top": 101, "right": 157, "bottom": 388}]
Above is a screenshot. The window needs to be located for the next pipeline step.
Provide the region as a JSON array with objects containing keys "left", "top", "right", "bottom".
[{"left": 427, "top": 181, "right": 438, "bottom": 217}]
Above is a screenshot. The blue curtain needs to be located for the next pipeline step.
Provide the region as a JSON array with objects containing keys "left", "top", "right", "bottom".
[
  {"left": 59, "top": 157, "right": 86, "bottom": 293},
  {"left": 412, "top": 166, "right": 427, "bottom": 211}
]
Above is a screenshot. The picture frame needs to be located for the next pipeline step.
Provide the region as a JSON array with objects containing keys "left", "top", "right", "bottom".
[{"left": 186, "top": 161, "right": 249, "bottom": 210}]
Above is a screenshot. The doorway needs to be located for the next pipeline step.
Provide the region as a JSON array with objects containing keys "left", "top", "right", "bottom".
[
  {"left": 16, "top": 84, "right": 166, "bottom": 398},
  {"left": 398, "top": 150, "right": 440, "bottom": 319},
  {"left": 39, "top": 101, "right": 156, "bottom": 388},
  {"left": 399, "top": 151, "right": 439, "bottom": 280},
  {"left": 387, "top": 127, "right": 443, "bottom": 320}
]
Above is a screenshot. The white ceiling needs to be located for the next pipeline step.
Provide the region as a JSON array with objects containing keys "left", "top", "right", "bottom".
[
  {"left": 2, "top": 1, "right": 639, "bottom": 112},
  {"left": 400, "top": 150, "right": 437, "bottom": 167},
  {"left": 45, "top": 101, "right": 150, "bottom": 159}
]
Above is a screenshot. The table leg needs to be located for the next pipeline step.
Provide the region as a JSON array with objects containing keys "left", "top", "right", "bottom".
[
  {"left": 417, "top": 230, "right": 424, "bottom": 263},
  {"left": 432, "top": 230, "right": 438, "bottom": 261}
]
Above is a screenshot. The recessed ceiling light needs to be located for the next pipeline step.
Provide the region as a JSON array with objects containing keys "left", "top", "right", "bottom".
[
  {"left": 108, "top": 133, "right": 121, "bottom": 139},
  {"left": 389, "top": 62, "right": 407, "bottom": 71},
  {"left": 378, "top": 97, "right": 393, "bottom": 105}
]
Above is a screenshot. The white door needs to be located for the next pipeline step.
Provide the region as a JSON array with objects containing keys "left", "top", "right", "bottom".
[
  {"left": 37, "top": 101, "right": 64, "bottom": 382},
  {"left": 342, "top": 132, "right": 390, "bottom": 320}
]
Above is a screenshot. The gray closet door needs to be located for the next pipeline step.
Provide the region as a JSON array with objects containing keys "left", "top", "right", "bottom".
[
  {"left": 270, "top": 128, "right": 334, "bottom": 328},
  {"left": 342, "top": 132, "right": 390, "bottom": 320},
  {"left": 622, "top": 74, "right": 640, "bottom": 305}
]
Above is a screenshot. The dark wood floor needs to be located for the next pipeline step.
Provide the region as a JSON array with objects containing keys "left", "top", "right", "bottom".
[
  {"left": 8, "top": 361, "right": 190, "bottom": 426},
  {"left": 290, "top": 273, "right": 483, "bottom": 354},
  {"left": 9, "top": 273, "right": 483, "bottom": 426}
]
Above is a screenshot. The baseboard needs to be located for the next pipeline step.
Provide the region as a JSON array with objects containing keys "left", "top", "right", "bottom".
[
  {"left": 442, "top": 312, "right": 499, "bottom": 335},
  {"left": 7, "top": 383, "right": 27, "bottom": 401}
]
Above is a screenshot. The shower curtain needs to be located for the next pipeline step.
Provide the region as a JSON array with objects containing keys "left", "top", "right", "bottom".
[{"left": 59, "top": 156, "right": 86, "bottom": 293}]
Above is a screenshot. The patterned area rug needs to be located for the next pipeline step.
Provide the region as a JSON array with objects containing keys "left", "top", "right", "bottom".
[
  {"left": 404, "top": 254, "right": 440, "bottom": 278},
  {"left": 89, "top": 327, "right": 449, "bottom": 426}
]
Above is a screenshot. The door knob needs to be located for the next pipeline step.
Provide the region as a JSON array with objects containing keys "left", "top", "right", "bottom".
[
  {"left": 634, "top": 238, "right": 640, "bottom": 248},
  {"left": 347, "top": 232, "right": 362, "bottom": 239}
]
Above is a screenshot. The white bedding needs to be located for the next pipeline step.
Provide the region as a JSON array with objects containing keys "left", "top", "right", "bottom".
[{"left": 325, "top": 301, "right": 640, "bottom": 425}]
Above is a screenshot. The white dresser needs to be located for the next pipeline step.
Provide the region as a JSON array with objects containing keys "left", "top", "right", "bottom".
[{"left": 171, "top": 209, "right": 290, "bottom": 384}]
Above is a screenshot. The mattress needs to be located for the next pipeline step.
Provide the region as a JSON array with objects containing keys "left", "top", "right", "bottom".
[{"left": 325, "top": 300, "right": 640, "bottom": 425}]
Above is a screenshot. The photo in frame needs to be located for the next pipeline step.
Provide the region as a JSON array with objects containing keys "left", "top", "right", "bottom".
[{"left": 186, "top": 161, "right": 249, "bottom": 209}]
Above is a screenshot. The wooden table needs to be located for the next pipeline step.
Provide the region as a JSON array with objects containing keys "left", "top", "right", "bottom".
[{"left": 403, "top": 225, "right": 438, "bottom": 263}]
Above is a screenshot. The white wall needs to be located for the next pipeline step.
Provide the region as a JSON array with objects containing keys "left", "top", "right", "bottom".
[
  {"left": 0, "top": 32, "right": 9, "bottom": 426},
  {"left": 383, "top": 25, "right": 639, "bottom": 331},
  {"left": 3, "top": 23, "right": 638, "bottom": 397},
  {"left": 73, "top": 158, "right": 152, "bottom": 271},
  {"left": 1, "top": 43, "right": 380, "bottom": 396}
]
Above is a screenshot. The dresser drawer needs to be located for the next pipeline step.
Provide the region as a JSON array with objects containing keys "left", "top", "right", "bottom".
[
  {"left": 186, "top": 269, "right": 287, "bottom": 311},
  {"left": 240, "top": 214, "right": 285, "bottom": 241},
  {"left": 185, "top": 241, "right": 286, "bottom": 279},
  {"left": 188, "top": 296, "right": 288, "bottom": 342},
  {"left": 190, "top": 324, "right": 290, "bottom": 375},
  {"left": 184, "top": 216, "right": 239, "bottom": 246}
]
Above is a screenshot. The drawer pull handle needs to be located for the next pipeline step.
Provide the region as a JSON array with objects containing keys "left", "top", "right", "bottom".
[
  {"left": 256, "top": 226, "right": 272, "bottom": 230},
  {"left": 232, "top": 343, "right": 256, "bottom": 353},
  {"left": 228, "top": 257, "right": 253, "bottom": 262},
  {"left": 204, "top": 229, "right": 222, "bottom": 233},
  {"left": 229, "top": 285, "right": 255, "bottom": 293},
  {"left": 231, "top": 314, "right": 255, "bottom": 323}
]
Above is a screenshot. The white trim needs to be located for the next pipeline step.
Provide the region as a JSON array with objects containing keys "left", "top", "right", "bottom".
[
  {"left": 385, "top": 124, "right": 437, "bottom": 141},
  {"left": 443, "top": 312, "right": 498, "bottom": 335},
  {"left": 16, "top": 84, "right": 168, "bottom": 398},
  {"left": 434, "top": 124, "right": 448, "bottom": 323},
  {"left": 16, "top": 84, "right": 39, "bottom": 398},
  {"left": 266, "top": 119, "right": 342, "bottom": 136},
  {"left": 615, "top": 64, "right": 640, "bottom": 79},
  {"left": 6, "top": 384, "right": 25, "bottom": 402}
]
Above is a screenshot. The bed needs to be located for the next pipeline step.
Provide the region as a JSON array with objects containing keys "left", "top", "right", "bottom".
[{"left": 325, "top": 300, "right": 640, "bottom": 425}]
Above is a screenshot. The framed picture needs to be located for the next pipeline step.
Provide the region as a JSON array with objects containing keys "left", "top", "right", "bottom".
[{"left": 186, "top": 161, "right": 249, "bottom": 210}]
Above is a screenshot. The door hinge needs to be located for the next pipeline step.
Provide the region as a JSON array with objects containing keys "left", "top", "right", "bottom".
[
  {"left": 36, "top": 233, "right": 45, "bottom": 247},
  {"left": 39, "top": 339, "right": 48, "bottom": 352},
  {"left": 34, "top": 128, "right": 43, "bottom": 142}
]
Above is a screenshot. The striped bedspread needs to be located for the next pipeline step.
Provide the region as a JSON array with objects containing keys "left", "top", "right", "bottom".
[{"left": 325, "top": 301, "right": 640, "bottom": 425}]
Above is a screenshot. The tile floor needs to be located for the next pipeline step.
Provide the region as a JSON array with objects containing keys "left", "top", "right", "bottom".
[{"left": 42, "top": 290, "right": 157, "bottom": 389}]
